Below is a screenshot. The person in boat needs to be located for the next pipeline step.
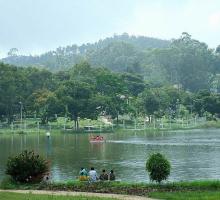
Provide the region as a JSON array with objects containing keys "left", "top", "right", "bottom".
[
  {"left": 79, "top": 167, "right": 88, "bottom": 181},
  {"left": 90, "top": 136, "right": 96, "bottom": 141},
  {"left": 96, "top": 136, "right": 104, "bottom": 140},
  {"left": 88, "top": 167, "right": 98, "bottom": 182},
  {"left": 99, "top": 169, "right": 108, "bottom": 181},
  {"left": 108, "top": 170, "right": 115, "bottom": 181},
  {"left": 90, "top": 136, "right": 104, "bottom": 141}
]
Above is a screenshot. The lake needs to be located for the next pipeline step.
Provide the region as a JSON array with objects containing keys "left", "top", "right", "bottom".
[{"left": 1, "top": 129, "right": 220, "bottom": 182}]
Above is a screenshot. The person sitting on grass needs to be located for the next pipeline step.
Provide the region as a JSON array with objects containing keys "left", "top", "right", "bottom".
[
  {"left": 42, "top": 172, "right": 50, "bottom": 183},
  {"left": 88, "top": 167, "right": 98, "bottom": 182},
  {"left": 79, "top": 167, "right": 88, "bottom": 181},
  {"left": 108, "top": 170, "right": 115, "bottom": 181},
  {"left": 99, "top": 169, "right": 108, "bottom": 181}
]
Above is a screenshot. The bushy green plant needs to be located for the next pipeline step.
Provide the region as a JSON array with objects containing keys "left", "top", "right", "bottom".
[
  {"left": 6, "top": 150, "right": 49, "bottom": 183},
  {"left": 146, "top": 153, "right": 171, "bottom": 183}
]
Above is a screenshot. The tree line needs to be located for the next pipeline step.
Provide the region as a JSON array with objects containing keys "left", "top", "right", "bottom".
[
  {"left": 1, "top": 58, "right": 220, "bottom": 129},
  {"left": 2, "top": 33, "right": 220, "bottom": 94}
]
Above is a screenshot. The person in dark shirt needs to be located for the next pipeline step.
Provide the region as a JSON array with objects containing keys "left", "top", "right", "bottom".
[
  {"left": 108, "top": 170, "right": 115, "bottom": 181},
  {"left": 99, "top": 169, "right": 108, "bottom": 181}
]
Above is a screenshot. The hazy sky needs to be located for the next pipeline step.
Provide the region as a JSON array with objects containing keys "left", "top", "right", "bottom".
[{"left": 1, "top": 0, "right": 220, "bottom": 58}]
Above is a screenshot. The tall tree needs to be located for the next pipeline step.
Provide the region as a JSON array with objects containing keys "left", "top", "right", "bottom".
[
  {"left": 155, "top": 33, "right": 215, "bottom": 92},
  {"left": 56, "top": 81, "right": 94, "bottom": 130}
]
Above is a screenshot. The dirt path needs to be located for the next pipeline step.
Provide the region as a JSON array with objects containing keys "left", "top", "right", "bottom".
[{"left": 0, "top": 189, "right": 157, "bottom": 200}]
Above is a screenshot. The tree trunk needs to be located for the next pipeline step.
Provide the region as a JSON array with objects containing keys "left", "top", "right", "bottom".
[
  {"left": 76, "top": 119, "right": 79, "bottom": 130},
  {"left": 73, "top": 112, "right": 79, "bottom": 131},
  {"left": 7, "top": 105, "right": 13, "bottom": 124},
  {"left": 73, "top": 119, "right": 77, "bottom": 130}
]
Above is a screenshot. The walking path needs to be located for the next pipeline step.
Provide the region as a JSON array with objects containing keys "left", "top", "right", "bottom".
[{"left": 0, "top": 189, "right": 157, "bottom": 200}]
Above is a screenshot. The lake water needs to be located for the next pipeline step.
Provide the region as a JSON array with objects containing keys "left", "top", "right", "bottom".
[{"left": 1, "top": 129, "right": 220, "bottom": 182}]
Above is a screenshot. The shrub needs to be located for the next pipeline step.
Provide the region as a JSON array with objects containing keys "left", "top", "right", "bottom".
[
  {"left": 6, "top": 150, "right": 49, "bottom": 183},
  {"left": 146, "top": 153, "right": 171, "bottom": 183}
]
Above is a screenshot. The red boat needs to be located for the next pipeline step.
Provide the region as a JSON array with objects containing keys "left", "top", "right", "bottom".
[{"left": 90, "top": 136, "right": 105, "bottom": 143}]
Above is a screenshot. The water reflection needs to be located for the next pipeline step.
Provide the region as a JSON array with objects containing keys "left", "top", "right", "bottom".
[
  {"left": 46, "top": 136, "right": 52, "bottom": 158},
  {"left": 1, "top": 129, "right": 220, "bottom": 182}
]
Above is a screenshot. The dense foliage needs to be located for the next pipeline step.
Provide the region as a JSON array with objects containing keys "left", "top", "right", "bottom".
[
  {"left": 6, "top": 150, "right": 49, "bottom": 183},
  {"left": 1, "top": 33, "right": 220, "bottom": 127},
  {"left": 2, "top": 33, "right": 220, "bottom": 93},
  {"left": 2, "top": 33, "right": 169, "bottom": 72},
  {"left": 1, "top": 60, "right": 220, "bottom": 127},
  {"left": 146, "top": 153, "right": 171, "bottom": 183}
]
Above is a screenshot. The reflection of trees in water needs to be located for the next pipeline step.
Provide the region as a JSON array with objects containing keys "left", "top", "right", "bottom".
[
  {"left": 19, "top": 135, "right": 26, "bottom": 151},
  {"left": 2, "top": 131, "right": 220, "bottom": 182},
  {"left": 20, "top": 135, "right": 23, "bottom": 150},
  {"left": 89, "top": 133, "right": 107, "bottom": 160},
  {"left": 37, "top": 133, "right": 40, "bottom": 149},
  {"left": 169, "top": 144, "right": 215, "bottom": 181},
  {"left": 47, "top": 134, "right": 111, "bottom": 179},
  {"left": 11, "top": 135, "right": 14, "bottom": 151},
  {"left": 46, "top": 136, "right": 52, "bottom": 158},
  {"left": 24, "top": 135, "right": 27, "bottom": 149}
]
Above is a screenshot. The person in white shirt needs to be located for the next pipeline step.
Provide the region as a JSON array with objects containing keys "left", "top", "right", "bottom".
[{"left": 88, "top": 167, "right": 98, "bottom": 182}]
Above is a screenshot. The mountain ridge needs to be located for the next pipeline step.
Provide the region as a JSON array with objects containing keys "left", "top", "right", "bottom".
[{"left": 1, "top": 33, "right": 170, "bottom": 71}]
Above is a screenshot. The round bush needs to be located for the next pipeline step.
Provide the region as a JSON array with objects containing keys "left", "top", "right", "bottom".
[
  {"left": 6, "top": 150, "right": 49, "bottom": 183},
  {"left": 146, "top": 153, "right": 171, "bottom": 183}
]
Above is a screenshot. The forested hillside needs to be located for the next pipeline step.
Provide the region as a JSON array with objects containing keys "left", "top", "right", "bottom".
[
  {"left": 2, "top": 33, "right": 220, "bottom": 93},
  {"left": 1, "top": 33, "right": 220, "bottom": 128},
  {"left": 1, "top": 33, "right": 169, "bottom": 71}
]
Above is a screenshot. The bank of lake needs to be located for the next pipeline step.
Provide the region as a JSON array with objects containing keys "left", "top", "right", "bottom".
[
  {"left": 1, "top": 119, "right": 220, "bottom": 135},
  {"left": 2, "top": 179, "right": 220, "bottom": 200}
]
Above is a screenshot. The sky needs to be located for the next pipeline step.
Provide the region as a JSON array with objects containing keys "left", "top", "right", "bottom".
[{"left": 0, "top": 0, "right": 220, "bottom": 58}]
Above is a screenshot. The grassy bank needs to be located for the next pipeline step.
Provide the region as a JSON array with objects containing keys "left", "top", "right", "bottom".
[
  {"left": 2, "top": 179, "right": 220, "bottom": 196},
  {"left": 2, "top": 117, "right": 220, "bottom": 135},
  {"left": 1, "top": 191, "right": 220, "bottom": 200},
  {"left": 149, "top": 191, "right": 220, "bottom": 200},
  {"left": 0, "top": 192, "right": 116, "bottom": 200},
  {"left": 197, "top": 120, "right": 220, "bottom": 129},
  {"left": 1, "top": 121, "right": 220, "bottom": 135}
]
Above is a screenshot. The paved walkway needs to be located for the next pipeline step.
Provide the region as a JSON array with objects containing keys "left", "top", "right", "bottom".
[{"left": 0, "top": 189, "right": 157, "bottom": 200}]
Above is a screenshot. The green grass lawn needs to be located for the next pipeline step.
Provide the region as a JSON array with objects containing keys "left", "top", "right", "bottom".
[
  {"left": 0, "top": 192, "right": 117, "bottom": 200},
  {"left": 149, "top": 191, "right": 220, "bottom": 200},
  {"left": 3, "top": 180, "right": 220, "bottom": 199},
  {"left": 2, "top": 116, "right": 218, "bottom": 134}
]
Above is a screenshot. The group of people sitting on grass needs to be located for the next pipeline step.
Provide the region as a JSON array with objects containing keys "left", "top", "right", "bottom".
[{"left": 79, "top": 167, "right": 115, "bottom": 182}]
